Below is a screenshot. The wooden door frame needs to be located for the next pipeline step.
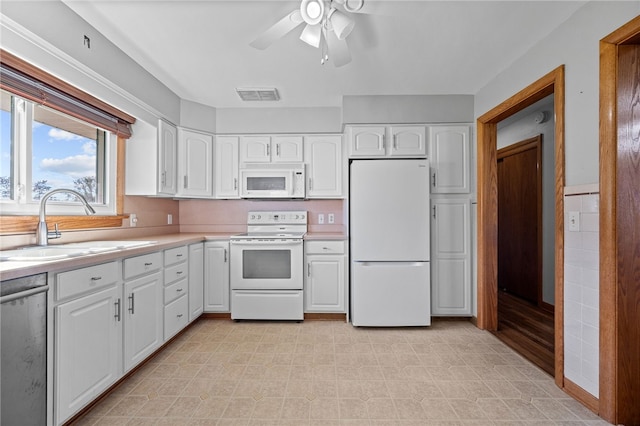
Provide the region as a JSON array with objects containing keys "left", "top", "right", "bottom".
[
  {"left": 476, "top": 66, "right": 565, "bottom": 389},
  {"left": 599, "top": 15, "right": 640, "bottom": 425},
  {"left": 497, "top": 135, "right": 544, "bottom": 308}
]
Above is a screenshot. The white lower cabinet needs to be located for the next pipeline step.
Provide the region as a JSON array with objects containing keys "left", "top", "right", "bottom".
[
  {"left": 431, "top": 198, "right": 472, "bottom": 316},
  {"left": 55, "top": 285, "right": 121, "bottom": 425},
  {"left": 204, "top": 241, "right": 230, "bottom": 312},
  {"left": 54, "top": 261, "right": 122, "bottom": 425},
  {"left": 304, "top": 240, "right": 347, "bottom": 312},
  {"left": 162, "top": 246, "right": 189, "bottom": 340},
  {"left": 188, "top": 242, "right": 204, "bottom": 321},
  {"left": 123, "top": 271, "right": 163, "bottom": 371}
]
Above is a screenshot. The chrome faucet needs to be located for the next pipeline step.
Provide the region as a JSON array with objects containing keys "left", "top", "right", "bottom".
[{"left": 36, "top": 189, "right": 96, "bottom": 246}]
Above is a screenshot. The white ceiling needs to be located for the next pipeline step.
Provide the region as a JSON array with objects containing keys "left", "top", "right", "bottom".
[{"left": 63, "top": 0, "right": 586, "bottom": 109}]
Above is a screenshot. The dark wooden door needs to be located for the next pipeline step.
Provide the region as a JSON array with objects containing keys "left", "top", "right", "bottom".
[{"left": 497, "top": 136, "right": 542, "bottom": 305}]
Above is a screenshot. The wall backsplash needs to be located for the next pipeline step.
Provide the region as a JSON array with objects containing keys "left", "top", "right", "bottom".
[
  {"left": 179, "top": 199, "right": 345, "bottom": 234},
  {"left": 563, "top": 184, "right": 599, "bottom": 398}
]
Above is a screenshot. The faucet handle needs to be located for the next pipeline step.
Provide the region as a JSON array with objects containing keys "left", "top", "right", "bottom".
[{"left": 48, "top": 223, "right": 61, "bottom": 240}]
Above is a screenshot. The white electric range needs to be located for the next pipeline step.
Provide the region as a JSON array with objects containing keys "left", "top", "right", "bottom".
[{"left": 230, "top": 211, "right": 307, "bottom": 320}]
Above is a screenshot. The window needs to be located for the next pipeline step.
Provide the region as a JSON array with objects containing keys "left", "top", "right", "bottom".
[
  {"left": 0, "top": 49, "right": 134, "bottom": 226},
  {"left": 0, "top": 89, "right": 116, "bottom": 215}
]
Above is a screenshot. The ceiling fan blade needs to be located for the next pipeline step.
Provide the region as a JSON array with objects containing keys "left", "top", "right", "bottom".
[
  {"left": 249, "top": 10, "right": 304, "bottom": 50},
  {"left": 325, "top": 28, "right": 351, "bottom": 67}
]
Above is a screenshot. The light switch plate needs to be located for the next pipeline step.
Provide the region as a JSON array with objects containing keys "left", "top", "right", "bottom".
[
  {"left": 130, "top": 213, "right": 137, "bottom": 227},
  {"left": 328, "top": 213, "right": 335, "bottom": 224},
  {"left": 568, "top": 211, "right": 580, "bottom": 232},
  {"left": 318, "top": 213, "right": 325, "bottom": 224}
]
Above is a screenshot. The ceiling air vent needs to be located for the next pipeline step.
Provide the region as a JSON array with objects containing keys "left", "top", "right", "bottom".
[{"left": 236, "top": 87, "right": 280, "bottom": 101}]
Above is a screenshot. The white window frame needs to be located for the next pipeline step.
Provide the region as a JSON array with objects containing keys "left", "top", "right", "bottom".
[{"left": 0, "top": 93, "right": 117, "bottom": 216}]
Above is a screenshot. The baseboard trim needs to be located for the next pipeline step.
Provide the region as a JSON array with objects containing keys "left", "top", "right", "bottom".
[{"left": 563, "top": 377, "right": 599, "bottom": 415}]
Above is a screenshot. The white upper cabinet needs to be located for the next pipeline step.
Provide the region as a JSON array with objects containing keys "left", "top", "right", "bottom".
[
  {"left": 240, "top": 135, "right": 303, "bottom": 163},
  {"left": 159, "top": 120, "right": 179, "bottom": 195},
  {"left": 304, "top": 135, "right": 343, "bottom": 198},
  {"left": 214, "top": 136, "right": 240, "bottom": 199},
  {"left": 429, "top": 125, "right": 471, "bottom": 194},
  {"left": 177, "top": 128, "right": 214, "bottom": 198},
  {"left": 389, "top": 126, "right": 427, "bottom": 156},
  {"left": 347, "top": 125, "right": 426, "bottom": 158},
  {"left": 126, "top": 119, "right": 177, "bottom": 197}
]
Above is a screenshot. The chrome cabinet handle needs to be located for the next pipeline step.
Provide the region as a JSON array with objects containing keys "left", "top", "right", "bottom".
[
  {"left": 224, "top": 249, "right": 228, "bottom": 263},
  {"left": 144, "top": 262, "right": 153, "bottom": 266},
  {"left": 309, "top": 178, "right": 313, "bottom": 190},
  {"left": 184, "top": 175, "right": 188, "bottom": 188},
  {"left": 233, "top": 178, "right": 238, "bottom": 190},
  {"left": 128, "top": 293, "right": 135, "bottom": 314},
  {"left": 432, "top": 172, "right": 436, "bottom": 187},
  {"left": 307, "top": 263, "right": 311, "bottom": 277},
  {"left": 177, "top": 288, "right": 184, "bottom": 292},
  {"left": 266, "top": 144, "right": 271, "bottom": 156},
  {"left": 432, "top": 205, "right": 436, "bottom": 219},
  {"left": 393, "top": 135, "right": 397, "bottom": 150},
  {"left": 177, "top": 314, "right": 184, "bottom": 318},
  {"left": 276, "top": 144, "right": 280, "bottom": 156},
  {"left": 114, "top": 298, "right": 121, "bottom": 321},
  {"left": 90, "top": 276, "right": 102, "bottom": 281}
]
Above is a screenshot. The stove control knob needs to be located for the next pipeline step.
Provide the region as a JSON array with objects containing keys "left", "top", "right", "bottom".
[
  {"left": 257, "top": 215, "right": 261, "bottom": 220},
  {"left": 250, "top": 215, "right": 255, "bottom": 220}
]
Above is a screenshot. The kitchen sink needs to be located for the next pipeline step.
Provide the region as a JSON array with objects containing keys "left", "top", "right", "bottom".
[
  {"left": 0, "top": 247, "right": 92, "bottom": 261},
  {"left": 0, "top": 241, "right": 156, "bottom": 261}
]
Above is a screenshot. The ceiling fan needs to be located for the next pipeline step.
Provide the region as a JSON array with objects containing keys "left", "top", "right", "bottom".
[{"left": 250, "top": 0, "right": 365, "bottom": 67}]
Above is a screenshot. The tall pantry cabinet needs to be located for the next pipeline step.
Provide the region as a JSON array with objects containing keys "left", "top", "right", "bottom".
[{"left": 429, "top": 125, "right": 473, "bottom": 316}]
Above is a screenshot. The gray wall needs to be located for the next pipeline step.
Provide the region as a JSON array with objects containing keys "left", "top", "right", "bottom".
[
  {"left": 475, "top": 1, "right": 640, "bottom": 186},
  {"left": 1, "top": 0, "right": 181, "bottom": 125},
  {"left": 343, "top": 95, "right": 474, "bottom": 125},
  {"left": 215, "top": 107, "right": 343, "bottom": 134}
]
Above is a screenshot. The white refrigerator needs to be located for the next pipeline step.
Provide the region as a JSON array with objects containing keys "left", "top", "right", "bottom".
[{"left": 350, "top": 159, "right": 431, "bottom": 326}]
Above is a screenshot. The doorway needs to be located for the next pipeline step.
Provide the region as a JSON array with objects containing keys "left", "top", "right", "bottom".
[
  {"left": 494, "top": 135, "right": 554, "bottom": 376},
  {"left": 476, "top": 65, "right": 565, "bottom": 388}
]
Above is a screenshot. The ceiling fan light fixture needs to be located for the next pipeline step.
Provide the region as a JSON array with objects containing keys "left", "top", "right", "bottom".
[
  {"left": 300, "top": 23, "right": 323, "bottom": 48},
  {"left": 327, "top": 8, "right": 355, "bottom": 40},
  {"left": 300, "top": 0, "right": 325, "bottom": 25}
]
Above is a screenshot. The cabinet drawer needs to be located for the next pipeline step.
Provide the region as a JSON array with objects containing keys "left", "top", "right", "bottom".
[
  {"left": 164, "top": 278, "right": 188, "bottom": 304},
  {"left": 123, "top": 252, "right": 162, "bottom": 280},
  {"left": 164, "top": 294, "right": 188, "bottom": 340},
  {"left": 164, "top": 246, "right": 188, "bottom": 266},
  {"left": 55, "top": 261, "right": 119, "bottom": 301},
  {"left": 165, "top": 262, "right": 188, "bottom": 285},
  {"left": 305, "top": 240, "right": 345, "bottom": 255}
]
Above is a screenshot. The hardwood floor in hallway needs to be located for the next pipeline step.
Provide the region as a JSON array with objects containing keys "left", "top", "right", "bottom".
[{"left": 493, "top": 291, "right": 555, "bottom": 376}]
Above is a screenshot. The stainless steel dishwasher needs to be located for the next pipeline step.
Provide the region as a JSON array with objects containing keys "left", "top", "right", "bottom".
[{"left": 1, "top": 273, "right": 48, "bottom": 425}]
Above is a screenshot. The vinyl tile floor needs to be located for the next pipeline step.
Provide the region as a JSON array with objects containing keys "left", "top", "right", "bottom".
[{"left": 72, "top": 319, "right": 610, "bottom": 426}]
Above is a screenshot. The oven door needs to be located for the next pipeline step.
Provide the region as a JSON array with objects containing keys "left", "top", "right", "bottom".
[{"left": 230, "top": 239, "right": 303, "bottom": 290}]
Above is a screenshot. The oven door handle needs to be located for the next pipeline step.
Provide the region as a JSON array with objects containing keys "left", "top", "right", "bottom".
[{"left": 230, "top": 239, "right": 303, "bottom": 246}]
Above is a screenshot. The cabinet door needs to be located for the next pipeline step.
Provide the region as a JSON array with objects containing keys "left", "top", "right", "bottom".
[
  {"left": 429, "top": 125, "right": 470, "bottom": 193},
  {"left": 390, "top": 126, "right": 426, "bottom": 157},
  {"left": 189, "top": 243, "right": 204, "bottom": 321},
  {"left": 240, "top": 136, "right": 271, "bottom": 163},
  {"left": 55, "top": 286, "right": 121, "bottom": 424},
  {"left": 215, "top": 136, "right": 240, "bottom": 198},
  {"left": 177, "top": 129, "right": 213, "bottom": 197},
  {"left": 305, "top": 135, "right": 343, "bottom": 198},
  {"left": 431, "top": 199, "right": 471, "bottom": 315},
  {"left": 348, "top": 126, "right": 386, "bottom": 157},
  {"left": 204, "top": 241, "right": 230, "bottom": 312},
  {"left": 123, "top": 271, "right": 163, "bottom": 371},
  {"left": 272, "top": 135, "right": 303, "bottom": 162},
  {"left": 158, "top": 120, "right": 178, "bottom": 195},
  {"left": 305, "top": 255, "right": 345, "bottom": 312}
]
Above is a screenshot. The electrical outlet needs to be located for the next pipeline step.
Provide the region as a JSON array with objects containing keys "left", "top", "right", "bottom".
[
  {"left": 328, "top": 213, "right": 335, "bottom": 224},
  {"left": 167, "top": 214, "right": 173, "bottom": 225},
  {"left": 130, "top": 213, "right": 137, "bottom": 227},
  {"left": 318, "top": 213, "right": 325, "bottom": 224}
]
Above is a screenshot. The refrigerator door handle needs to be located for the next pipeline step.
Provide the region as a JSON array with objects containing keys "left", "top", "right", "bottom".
[{"left": 355, "top": 261, "right": 427, "bottom": 267}]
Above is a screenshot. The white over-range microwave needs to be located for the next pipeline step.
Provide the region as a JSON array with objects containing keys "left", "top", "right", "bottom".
[{"left": 239, "top": 164, "right": 306, "bottom": 199}]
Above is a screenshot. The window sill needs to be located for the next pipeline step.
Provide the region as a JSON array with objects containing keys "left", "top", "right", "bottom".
[{"left": 0, "top": 215, "right": 128, "bottom": 234}]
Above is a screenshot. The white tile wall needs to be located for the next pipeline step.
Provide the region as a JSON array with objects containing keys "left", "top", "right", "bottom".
[{"left": 563, "top": 188, "right": 599, "bottom": 397}]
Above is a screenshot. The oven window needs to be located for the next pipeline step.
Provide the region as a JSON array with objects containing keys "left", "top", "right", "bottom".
[
  {"left": 247, "top": 177, "right": 286, "bottom": 191},
  {"left": 243, "top": 250, "right": 291, "bottom": 279}
]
